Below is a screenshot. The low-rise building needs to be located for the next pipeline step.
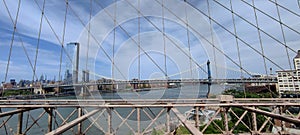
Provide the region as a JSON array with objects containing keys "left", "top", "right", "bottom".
[{"left": 276, "top": 50, "right": 300, "bottom": 94}]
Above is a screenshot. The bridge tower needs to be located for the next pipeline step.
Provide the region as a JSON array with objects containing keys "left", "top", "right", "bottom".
[{"left": 207, "top": 60, "right": 212, "bottom": 98}]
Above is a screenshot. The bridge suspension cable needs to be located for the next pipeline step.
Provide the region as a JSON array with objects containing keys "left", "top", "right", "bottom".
[
  {"left": 125, "top": 0, "right": 208, "bottom": 75},
  {"left": 184, "top": 0, "right": 193, "bottom": 79},
  {"left": 2, "top": 0, "right": 41, "bottom": 83},
  {"left": 58, "top": 0, "right": 69, "bottom": 82},
  {"left": 1, "top": 0, "right": 299, "bottom": 83},
  {"left": 230, "top": 0, "right": 243, "bottom": 78},
  {"left": 213, "top": 0, "right": 299, "bottom": 54},
  {"left": 206, "top": 0, "right": 219, "bottom": 78},
  {"left": 274, "top": 0, "right": 293, "bottom": 70},
  {"left": 32, "top": 0, "right": 75, "bottom": 79},
  {"left": 33, "top": 0, "right": 46, "bottom": 83},
  {"left": 86, "top": 0, "right": 93, "bottom": 74},
  {"left": 269, "top": 0, "right": 300, "bottom": 18},
  {"left": 94, "top": 0, "right": 177, "bottom": 78},
  {"left": 157, "top": 0, "right": 252, "bottom": 76},
  {"left": 251, "top": 0, "right": 268, "bottom": 75},
  {"left": 3, "top": 0, "right": 21, "bottom": 84},
  {"left": 186, "top": 0, "right": 295, "bottom": 74},
  {"left": 162, "top": 0, "right": 168, "bottom": 79},
  {"left": 137, "top": 0, "right": 141, "bottom": 81},
  {"left": 67, "top": 0, "right": 127, "bottom": 80}
]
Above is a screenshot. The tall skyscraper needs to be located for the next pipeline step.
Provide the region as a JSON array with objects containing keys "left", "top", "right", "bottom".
[{"left": 65, "top": 42, "right": 80, "bottom": 84}]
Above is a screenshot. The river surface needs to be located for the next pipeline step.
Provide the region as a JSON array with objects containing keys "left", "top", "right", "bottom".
[{"left": 0, "top": 84, "right": 226, "bottom": 135}]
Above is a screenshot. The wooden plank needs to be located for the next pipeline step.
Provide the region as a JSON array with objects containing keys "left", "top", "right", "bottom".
[
  {"left": 171, "top": 108, "right": 203, "bottom": 135},
  {"left": 46, "top": 109, "right": 100, "bottom": 135}
]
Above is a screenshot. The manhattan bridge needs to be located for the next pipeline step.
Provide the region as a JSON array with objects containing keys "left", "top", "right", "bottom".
[{"left": 0, "top": 0, "right": 300, "bottom": 134}]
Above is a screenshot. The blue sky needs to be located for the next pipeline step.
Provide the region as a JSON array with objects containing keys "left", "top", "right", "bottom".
[{"left": 0, "top": 0, "right": 300, "bottom": 82}]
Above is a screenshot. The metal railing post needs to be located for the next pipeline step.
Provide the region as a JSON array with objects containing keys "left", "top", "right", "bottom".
[
  {"left": 166, "top": 107, "right": 171, "bottom": 133},
  {"left": 77, "top": 107, "right": 83, "bottom": 134},
  {"left": 251, "top": 107, "right": 257, "bottom": 133},
  {"left": 107, "top": 107, "right": 112, "bottom": 135},
  {"left": 17, "top": 109, "right": 23, "bottom": 135},
  {"left": 48, "top": 108, "right": 53, "bottom": 133},
  {"left": 195, "top": 106, "right": 200, "bottom": 129},
  {"left": 137, "top": 107, "right": 141, "bottom": 135},
  {"left": 223, "top": 107, "right": 229, "bottom": 134}
]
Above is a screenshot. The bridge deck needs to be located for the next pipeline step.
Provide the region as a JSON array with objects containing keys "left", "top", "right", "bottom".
[{"left": 45, "top": 78, "right": 278, "bottom": 88}]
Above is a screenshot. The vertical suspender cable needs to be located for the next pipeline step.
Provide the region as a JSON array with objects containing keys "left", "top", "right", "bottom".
[
  {"left": 4, "top": 0, "right": 21, "bottom": 84},
  {"left": 252, "top": 0, "right": 278, "bottom": 98},
  {"left": 138, "top": 0, "right": 140, "bottom": 81},
  {"left": 112, "top": 0, "right": 116, "bottom": 85},
  {"left": 162, "top": 0, "right": 168, "bottom": 79},
  {"left": 2, "top": 0, "right": 21, "bottom": 132},
  {"left": 230, "top": 0, "right": 246, "bottom": 98},
  {"left": 82, "top": 0, "right": 93, "bottom": 98},
  {"left": 274, "top": 0, "right": 292, "bottom": 70},
  {"left": 230, "top": 0, "right": 243, "bottom": 79},
  {"left": 86, "top": 0, "right": 92, "bottom": 75},
  {"left": 33, "top": 0, "right": 46, "bottom": 87},
  {"left": 184, "top": 0, "right": 193, "bottom": 79},
  {"left": 206, "top": 0, "right": 218, "bottom": 78},
  {"left": 58, "top": 0, "right": 69, "bottom": 82},
  {"left": 252, "top": 0, "right": 268, "bottom": 76}
]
